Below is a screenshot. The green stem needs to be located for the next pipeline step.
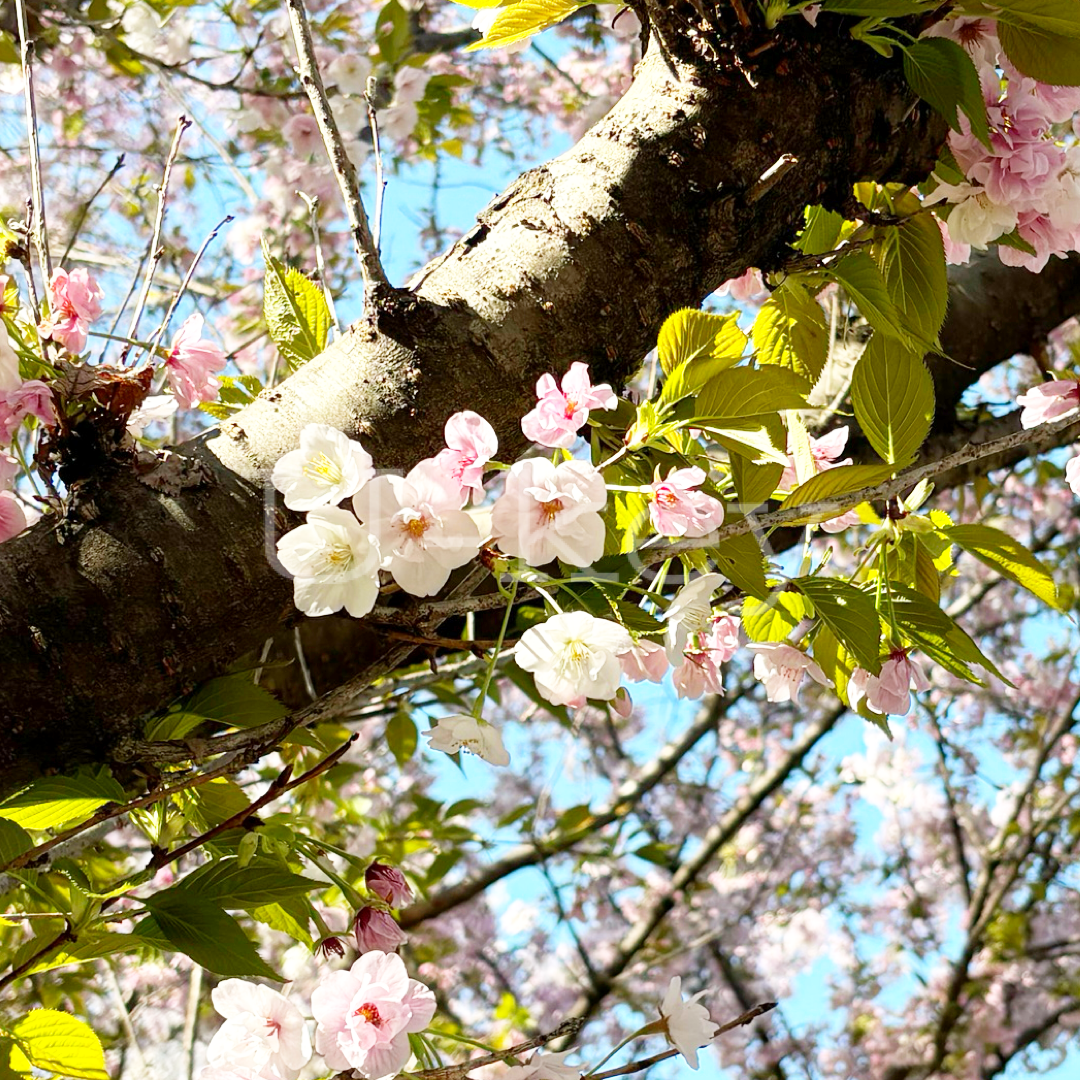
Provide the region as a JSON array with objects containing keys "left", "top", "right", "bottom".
[{"left": 474, "top": 581, "right": 518, "bottom": 716}]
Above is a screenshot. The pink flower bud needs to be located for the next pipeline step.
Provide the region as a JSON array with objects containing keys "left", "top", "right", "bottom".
[
  {"left": 365, "top": 861, "right": 413, "bottom": 908},
  {"left": 353, "top": 906, "right": 408, "bottom": 953},
  {"left": 611, "top": 686, "right": 634, "bottom": 718},
  {"left": 317, "top": 935, "right": 346, "bottom": 960}
]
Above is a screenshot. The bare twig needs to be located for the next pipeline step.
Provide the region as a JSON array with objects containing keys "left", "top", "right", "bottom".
[
  {"left": 298, "top": 192, "right": 341, "bottom": 336},
  {"left": 15, "top": 0, "right": 52, "bottom": 285},
  {"left": 60, "top": 155, "right": 126, "bottom": 267},
  {"left": 413, "top": 1018, "right": 586, "bottom": 1080},
  {"left": 121, "top": 115, "right": 192, "bottom": 364},
  {"left": 284, "top": 0, "right": 390, "bottom": 300},
  {"left": 364, "top": 96, "right": 387, "bottom": 254}
]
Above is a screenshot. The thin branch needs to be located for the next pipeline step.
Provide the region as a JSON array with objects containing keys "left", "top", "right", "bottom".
[
  {"left": 121, "top": 115, "right": 191, "bottom": 364},
  {"left": 60, "top": 155, "right": 125, "bottom": 267},
  {"left": 284, "top": 0, "right": 390, "bottom": 300},
  {"left": 15, "top": 0, "right": 51, "bottom": 285},
  {"left": 298, "top": 192, "right": 341, "bottom": 336},
  {"left": 364, "top": 95, "right": 387, "bottom": 253}
]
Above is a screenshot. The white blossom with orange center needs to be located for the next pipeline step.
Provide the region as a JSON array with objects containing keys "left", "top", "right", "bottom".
[
  {"left": 353, "top": 458, "right": 481, "bottom": 596},
  {"left": 491, "top": 457, "right": 606, "bottom": 567}
]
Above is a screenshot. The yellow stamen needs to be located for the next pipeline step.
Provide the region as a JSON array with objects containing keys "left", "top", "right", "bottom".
[{"left": 302, "top": 452, "right": 344, "bottom": 486}]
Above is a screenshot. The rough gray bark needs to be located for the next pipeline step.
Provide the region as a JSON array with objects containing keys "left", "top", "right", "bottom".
[{"left": 0, "top": 16, "right": 1070, "bottom": 792}]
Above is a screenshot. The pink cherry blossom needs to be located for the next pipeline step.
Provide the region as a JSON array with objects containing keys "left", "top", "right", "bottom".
[
  {"left": 997, "top": 210, "right": 1077, "bottom": 273},
  {"left": 0, "top": 492, "right": 26, "bottom": 543},
  {"left": 716, "top": 268, "right": 767, "bottom": 303},
  {"left": 0, "top": 381, "right": 56, "bottom": 443},
  {"left": 1016, "top": 380, "right": 1080, "bottom": 429},
  {"left": 366, "top": 861, "right": 413, "bottom": 908},
  {"left": 649, "top": 467, "right": 725, "bottom": 538},
  {"left": 748, "top": 643, "right": 833, "bottom": 703},
  {"left": 311, "top": 951, "right": 436, "bottom": 1079},
  {"left": 433, "top": 410, "right": 498, "bottom": 501},
  {"left": 520, "top": 361, "right": 617, "bottom": 448},
  {"left": 206, "top": 980, "right": 311, "bottom": 1080},
  {"left": 38, "top": 267, "right": 103, "bottom": 354},
  {"left": 779, "top": 426, "right": 851, "bottom": 491},
  {"left": 282, "top": 114, "right": 323, "bottom": 159},
  {"left": 490, "top": 457, "right": 606, "bottom": 568},
  {"left": 1066, "top": 453, "right": 1080, "bottom": 496},
  {"left": 164, "top": 313, "right": 227, "bottom": 408},
  {"left": 704, "top": 614, "right": 741, "bottom": 662},
  {"left": 619, "top": 638, "right": 669, "bottom": 683},
  {"left": 672, "top": 649, "right": 724, "bottom": 700},
  {"left": 849, "top": 650, "right": 930, "bottom": 716},
  {"left": 354, "top": 906, "right": 408, "bottom": 953},
  {"left": 353, "top": 458, "right": 481, "bottom": 596}
]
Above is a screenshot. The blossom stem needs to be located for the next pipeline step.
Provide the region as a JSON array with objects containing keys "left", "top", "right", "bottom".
[
  {"left": 474, "top": 580, "right": 518, "bottom": 715},
  {"left": 581, "top": 1031, "right": 642, "bottom": 1077}
]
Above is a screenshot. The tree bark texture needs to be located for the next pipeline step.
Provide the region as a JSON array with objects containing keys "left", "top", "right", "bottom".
[{"left": 0, "top": 16, "right": 1073, "bottom": 791}]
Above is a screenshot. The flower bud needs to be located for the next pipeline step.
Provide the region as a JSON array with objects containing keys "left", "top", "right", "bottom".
[
  {"left": 611, "top": 686, "right": 634, "bottom": 719},
  {"left": 365, "top": 861, "right": 413, "bottom": 908},
  {"left": 317, "top": 935, "right": 347, "bottom": 960},
  {"left": 353, "top": 906, "right": 408, "bottom": 954}
]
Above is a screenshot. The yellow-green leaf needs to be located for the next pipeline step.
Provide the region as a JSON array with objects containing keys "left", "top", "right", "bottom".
[
  {"left": 794, "top": 576, "right": 881, "bottom": 672},
  {"left": 10, "top": 1011, "right": 109, "bottom": 1080},
  {"left": 467, "top": 0, "right": 584, "bottom": 49},
  {"left": 753, "top": 282, "right": 830, "bottom": 383},
  {"left": 779, "top": 463, "right": 896, "bottom": 524},
  {"left": 261, "top": 240, "right": 331, "bottom": 370},
  {"left": 656, "top": 308, "right": 746, "bottom": 377},
  {"left": 697, "top": 367, "right": 810, "bottom": 420},
  {"left": 998, "top": 21, "right": 1080, "bottom": 84},
  {"left": 943, "top": 523, "right": 1061, "bottom": 609},
  {"left": 878, "top": 213, "right": 948, "bottom": 344},
  {"left": 742, "top": 588, "right": 809, "bottom": 642}
]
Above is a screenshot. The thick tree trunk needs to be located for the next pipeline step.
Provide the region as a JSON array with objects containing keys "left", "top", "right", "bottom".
[{"left": 0, "top": 17, "right": 1055, "bottom": 792}]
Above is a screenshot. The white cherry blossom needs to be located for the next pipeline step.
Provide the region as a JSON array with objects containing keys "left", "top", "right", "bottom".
[
  {"left": 656, "top": 976, "right": 719, "bottom": 1070},
  {"left": 423, "top": 714, "right": 509, "bottom": 766},
  {"left": 491, "top": 457, "right": 606, "bottom": 568},
  {"left": 663, "top": 574, "right": 726, "bottom": 664},
  {"left": 277, "top": 507, "right": 382, "bottom": 618},
  {"left": 748, "top": 642, "right": 832, "bottom": 703},
  {"left": 206, "top": 980, "right": 311, "bottom": 1080},
  {"left": 514, "top": 611, "right": 632, "bottom": 707},
  {"left": 272, "top": 424, "right": 375, "bottom": 511},
  {"left": 353, "top": 459, "right": 481, "bottom": 596}
]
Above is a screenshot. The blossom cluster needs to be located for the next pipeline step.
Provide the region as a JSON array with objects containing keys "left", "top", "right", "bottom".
[{"left": 927, "top": 18, "right": 1080, "bottom": 270}]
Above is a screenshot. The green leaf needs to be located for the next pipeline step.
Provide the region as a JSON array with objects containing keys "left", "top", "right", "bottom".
[
  {"left": 752, "top": 282, "right": 831, "bottom": 383},
  {"left": 0, "top": 818, "right": 32, "bottom": 867},
  {"left": 467, "top": 0, "right": 585, "bottom": 49},
  {"left": 250, "top": 899, "right": 313, "bottom": 949},
  {"left": 22, "top": 933, "right": 149, "bottom": 977},
  {"left": 902, "top": 38, "right": 991, "bottom": 148},
  {"left": 659, "top": 354, "right": 744, "bottom": 405},
  {"left": 10, "top": 1010, "right": 109, "bottom": 1080},
  {"left": 375, "top": 0, "right": 412, "bottom": 65},
  {"left": 794, "top": 577, "right": 881, "bottom": 672},
  {"left": 173, "top": 858, "right": 321, "bottom": 909},
  {"left": 821, "top": 0, "right": 935, "bottom": 13},
  {"left": 261, "top": 240, "right": 331, "bottom": 370},
  {"left": 851, "top": 335, "right": 935, "bottom": 466},
  {"left": 175, "top": 778, "right": 250, "bottom": 831},
  {"left": 181, "top": 674, "right": 288, "bottom": 729},
  {"left": 386, "top": 710, "right": 419, "bottom": 765},
  {"left": 0, "top": 769, "right": 125, "bottom": 832},
  {"left": 143, "top": 711, "right": 207, "bottom": 741},
  {"left": 731, "top": 456, "right": 784, "bottom": 514},
  {"left": 140, "top": 898, "right": 279, "bottom": 977},
  {"left": 883, "top": 584, "right": 1011, "bottom": 686},
  {"left": 797, "top": 205, "right": 846, "bottom": 256},
  {"left": 709, "top": 529, "right": 771, "bottom": 600},
  {"left": 943, "top": 523, "right": 1061, "bottom": 609},
  {"left": 969, "top": 0, "right": 1080, "bottom": 39},
  {"left": 878, "top": 214, "right": 948, "bottom": 344},
  {"left": 998, "top": 21, "right": 1080, "bottom": 84},
  {"left": 780, "top": 464, "right": 896, "bottom": 524},
  {"left": 656, "top": 308, "right": 747, "bottom": 377},
  {"left": 697, "top": 367, "right": 810, "bottom": 420},
  {"left": 742, "top": 588, "right": 810, "bottom": 642},
  {"left": 914, "top": 540, "right": 941, "bottom": 603},
  {"left": 830, "top": 250, "right": 913, "bottom": 344}
]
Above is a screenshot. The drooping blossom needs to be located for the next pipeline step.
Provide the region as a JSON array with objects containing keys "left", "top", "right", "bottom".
[
  {"left": 520, "top": 362, "right": 617, "bottom": 448},
  {"left": 37, "top": 267, "right": 103, "bottom": 354},
  {"left": 276, "top": 507, "right": 382, "bottom": 618},
  {"left": 490, "top": 457, "right": 606, "bottom": 568},
  {"left": 1016, "top": 380, "right": 1080, "bottom": 429},
  {"left": 848, "top": 650, "right": 930, "bottom": 716},
  {"left": 672, "top": 650, "right": 724, "bottom": 700},
  {"left": 779, "top": 426, "right": 851, "bottom": 491},
  {"left": 649, "top": 467, "right": 725, "bottom": 538},
  {"left": 433, "top": 410, "right": 498, "bottom": 501},
  {"left": 499, "top": 1050, "right": 580, "bottom": 1080},
  {"left": 353, "top": 459, "right": 481, "bottom": 596},
  {"left": 310, "top": 951, "right": 436, "bottom": 1079},
  {"left": 705, "top": 614, "right": 741, "bottom": 662},
  {"left": 354, "top": 906, "right": 408, "bottom": 954},
  {"left": 318, "top": 936, "right": 347, "bottom": 960},
  {"left": 619, "top": 638, "right": 669, "bottom": 683},
  {"left": 366, "top": 862, "right": 413, "bottom": 908},
  {"left": 514, "top": 610, "right": 632, "bottom": 707},
  {"left": 663, "top": 574, "right": 726, "bottom": 664},
  {"left": 748, "top": 642, "right": 832, "bottom": 703},
  {"left": 205, "top": 980, "right": 311, "bottom": 1080},
  {"left": 0, "top": 381, "right": 56, "bottom": 443},
  {"left": 1066, "top": 454, "right": 1080, "bottom": 496},
  {"left": 715, "top": 268, "right": 767, "bottom": 303},
  {"left": 423, "top": 714, "right": 510, "bottom": 766},
  {"left": 655, "top": 976, "right": 719, "bottom": 1070},
  {"left": 272, "top": 424, "right": 375, "bottom": 511},
  {"left": 164, "top": 313, "right": 227, "bottom": 408}
]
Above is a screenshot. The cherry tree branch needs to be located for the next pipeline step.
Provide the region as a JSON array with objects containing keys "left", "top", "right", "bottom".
[
  {"left": 15, "top": 0, "right": 51, "bottom": 285},
  {"left": 283, "top": 0, "right": 389, "bottom": 299}
]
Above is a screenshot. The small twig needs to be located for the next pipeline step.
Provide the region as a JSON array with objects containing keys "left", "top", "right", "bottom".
[
  {"left": 294, "top": 625, "right": 318, "bottom": 702},
  {"left": 121, "top": 115, "right": 192, "bottom": 365},
  {"left": 15, "top": 0, "right": 51, "bottom": 286},
  {"left": 297, "top": 192, "right": 341, "bottom": 336},
  {"left": 181, "top": 964, "right": 203, "bottom": 1080},
  {"left": 363, "top": 96, "right": 388, "bottom": 254},
  {"left": 103, "top": 959, "right": 149, "bottom": 1077},
  {"left": 145, "top": 213, "right": 234, "bottom": 363},
  {"left": 0, "top": 924, "right": 74, "bottom": 992},
  {"left": 285, "top": 0, "right": 390, "bottom": 301},
  {"left": 413, "top": 1019, "right": 586, "bottom": 1080},
  {"left": 61, "top": 155, "right": 125, "bottom": 267}
]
